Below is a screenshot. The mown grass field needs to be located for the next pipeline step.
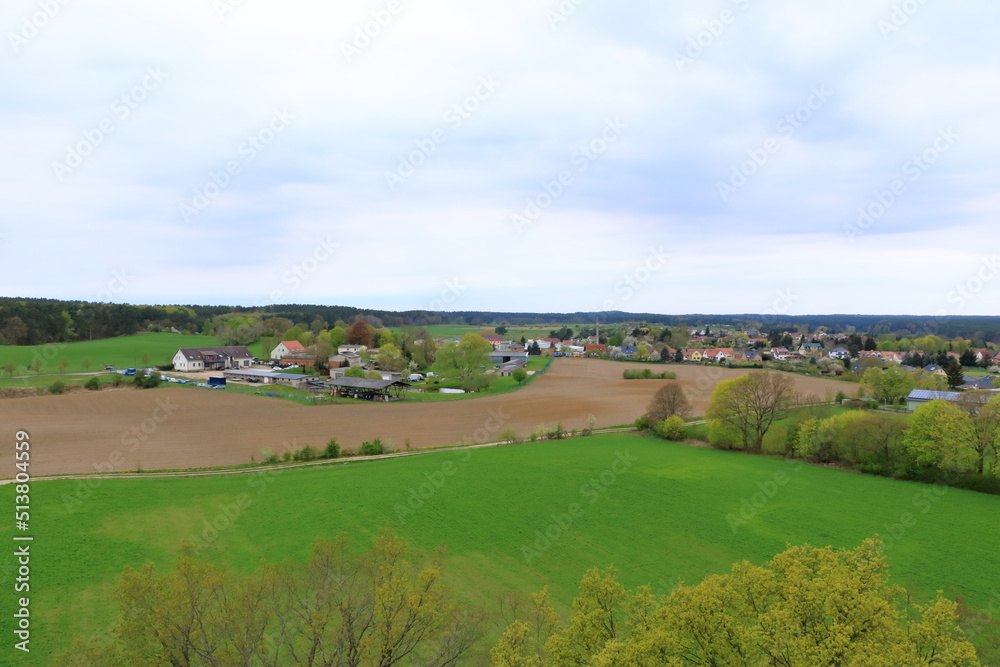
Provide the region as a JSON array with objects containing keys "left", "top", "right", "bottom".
[
  {"left": 0, "top": 333, "right": 220, "bottom": 381},
  {"left": 5, "top": 433, "right": 999, "bottom": 664}
]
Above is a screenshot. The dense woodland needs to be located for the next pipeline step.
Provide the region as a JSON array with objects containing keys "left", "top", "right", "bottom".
[{"left": 3, "top": 296, "right": 1000, "bottom": 346}]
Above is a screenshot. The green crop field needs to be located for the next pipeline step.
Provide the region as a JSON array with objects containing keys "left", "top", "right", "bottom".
[
  {"left": 0, "top": 333, "right": 222, "bottom": 380},
  {"left": 5, "top": 433, "right": 999, "bottom": 664}
]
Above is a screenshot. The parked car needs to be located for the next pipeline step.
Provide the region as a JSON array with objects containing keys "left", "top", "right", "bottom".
[
  {"left": 124, "top": 368, "right": 136, "bottom": 376},
  {"left": 104, "top": 364, "right": 115, "bottom": 371}
]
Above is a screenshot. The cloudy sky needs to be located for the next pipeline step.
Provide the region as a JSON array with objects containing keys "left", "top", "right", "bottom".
[{"left": 2, "top": 0, "right": 998, "bottom": 316}]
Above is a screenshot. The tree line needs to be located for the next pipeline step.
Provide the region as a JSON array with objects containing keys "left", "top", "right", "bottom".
[{"left": 60, "top": 532, "right": 989, "bottom": 665}]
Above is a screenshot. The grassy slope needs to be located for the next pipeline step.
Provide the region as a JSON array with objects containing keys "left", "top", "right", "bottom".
[
  {"left": 5, "top": 433, "right": 999, "bottom": 664},
  {"left": 0, "top": 333, "right": 220, "bottom": 379}
]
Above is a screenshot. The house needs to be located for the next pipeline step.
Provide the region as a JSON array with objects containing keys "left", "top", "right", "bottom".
[
  {"left": 828, "top": 347, "right": 850, "bottom": 360},
  {"left": 338, "top": 345, "right": 367, "bottom": 356},
  {"left": 619, "top": 345, "right": 639, "bottom": 359},
  {"left": 744, "top": 351, "right": 763, "bottom": 362},
  {"left": 173, "top": 346, "right": 253, "bottom": 372},
  {"left": 974, "top": 349, "right": 994, "bottom": 364},
  {"left": 704, "top": 348, "right": 735, "bottom": 363},
  {"left": 682, "top": 349, "right": 703, "bottom": 362},
  {"left": 480, "top": 334, "right": 504, "bottom": 347},
  {"left": 583, "top": 344, "right": 607, "bottom": 355},
  {"left": 798, "top": 343, "right": 822, "bottom": 355},
  {"left": 270, "top": 340, "right": 306, "bottom": 360},
  {"left": 923, "top": 364, "right": 947, "bottom": 377},
  {"left": 771, "top": 347, "right": 791, "bottom": 360},
  {"left": 962, "top": 375, "right": 996, "bottom": 390}
]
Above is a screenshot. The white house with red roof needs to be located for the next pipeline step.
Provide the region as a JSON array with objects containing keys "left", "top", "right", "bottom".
[{"left": 270, "top": 340, "right": 307, "bottom": 360}]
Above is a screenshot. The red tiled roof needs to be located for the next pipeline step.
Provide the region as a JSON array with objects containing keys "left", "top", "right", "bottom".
[{"left": 282, "top": 341, "right": 306, "bottom": 352}]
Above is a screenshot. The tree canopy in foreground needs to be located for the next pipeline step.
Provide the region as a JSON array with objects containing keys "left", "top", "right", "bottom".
[
  {"left": 491, "top": 538, "right": 980, "bottom": 666},
  {"left": 61, "top": 533, "right": 982, "bottom": 666}
]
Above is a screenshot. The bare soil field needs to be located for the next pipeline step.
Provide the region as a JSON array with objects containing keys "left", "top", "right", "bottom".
[{"left": 1, "top": 359, "right": 855, "bottom": 476}]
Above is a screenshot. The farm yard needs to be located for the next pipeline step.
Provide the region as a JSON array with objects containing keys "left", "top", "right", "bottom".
[
  {"left": 4, "top": 433, "right": 998, "bottom": 665},
  {"left": 0, "top": 358, "right": 854, "bottom": 476}
]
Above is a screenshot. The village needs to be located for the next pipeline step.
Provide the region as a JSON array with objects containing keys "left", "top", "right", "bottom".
[{"left": 159, "top": 322, "right": 1000, "bottom": 407}]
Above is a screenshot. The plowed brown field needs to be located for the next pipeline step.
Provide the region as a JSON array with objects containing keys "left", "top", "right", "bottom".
[{"left": 1, "top": 360, "right": 854, "bottom": 476}]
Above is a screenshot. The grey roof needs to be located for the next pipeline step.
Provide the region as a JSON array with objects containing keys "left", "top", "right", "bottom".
[
  {"left": 223, "top": 369, "right": 312, "bottom": 380},
  {"left": 178, "top": 346, "right": 253, "bottom": 360},
  {"left": 326, "top": 377, "right": 407, "bottom": 390},
  {"left": 906, "top": 389, "right": 963, "bottom": 402}
]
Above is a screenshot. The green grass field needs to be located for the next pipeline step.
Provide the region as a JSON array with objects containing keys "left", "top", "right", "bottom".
[
  {"left": 5, "top": 433, "right": 999, "bottom": 664},
  {"left": 0, "top": 333, "right": 221, "bottom": 380}
]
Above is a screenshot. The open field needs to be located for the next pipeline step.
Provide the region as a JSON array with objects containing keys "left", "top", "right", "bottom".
[
  {"left": 0, "top": 359, "right": 856, "bottom": 476},
  {"left": 0, "top": 332, "right": 220, "bottom": 380},
  {"left": 5, "top": 433, "right": 998, "bottom": 664}
]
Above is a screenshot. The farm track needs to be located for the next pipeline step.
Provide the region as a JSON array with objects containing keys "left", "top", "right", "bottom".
[{"left": 0, "top": 359, "right": 853, "bottom": 477}]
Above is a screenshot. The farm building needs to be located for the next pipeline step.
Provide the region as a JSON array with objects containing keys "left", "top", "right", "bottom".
[
  {"left": 338, "top": 345, "right": 367, "bottom": 355},
  {"left": 490, "top": 350, "right": 529, "bottom": 365},
  {"left": 322, "top": 377, "right": 410, "bottom": 401},
  {"left": 905, "top": 389, "right": 965, "bottom": 411},
  {"left": 270, "top": 340, "right": 307, "bottom": 359},
  {"left": 222, "top": 368, "right": 312, "bottom": 389},
  {"left": 173, "top": 346, "right": 253, "bottom": 372}
]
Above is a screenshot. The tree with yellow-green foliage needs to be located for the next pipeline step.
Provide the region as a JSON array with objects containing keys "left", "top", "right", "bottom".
[
  {"left": 706, "top": 371, "right": 796, "bottom": 451},
  {"left": 59, "top": 530, "right": 482, "bottom": 667},
  {"left": 492, "top": 538, "right": 980, "bottom": 666},
  {"left": 903, "top": 400, "right": 977, "bottom": 474}
]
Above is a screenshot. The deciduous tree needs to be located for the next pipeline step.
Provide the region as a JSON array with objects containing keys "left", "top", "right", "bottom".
[
  {"left": 706, "top": 371, "right": 795, "bottom": 451},
  {"left": 646, "top": 384, "right": 691, "bottom": 422},
  {"left": 903, "top": 400, "right": 976, "bottom": 473}
]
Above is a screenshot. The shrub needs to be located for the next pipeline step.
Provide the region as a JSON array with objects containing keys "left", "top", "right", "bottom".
[
  {"left": 656, "top": 416, "right": 685, "bottom": 441},
  {"left": 261, "top": 448, "right": 279, "bottom": 464},
  {"left": 132, "top": 369, "right": 147, "bottom": 386},
  {"left": 294, "top": 445, "right": 318, "bottom": 462},
  {"left": 582, "top": 414, "right": 598, "bottom": 436},
  {"left": 499, "top": 428, "right": 520, "bottom": 444},
  {"left": 110, "top": 374, "right": 125, "bottom": 387},
  {"left": 143, "top": 371, "right": 161, "bottom": 389},
  {"left": 360, "top": 438, "right": 385, "bottom": 456},
  {"left": 84, "top": 377, "right": 101, "bottom": 391},
  {"left": 282, "top": 451, "right": 292, "bottom": 462},
  {"left": 48, "top": 381, "right": 67, "bottom": 395},
  {"left": 340, "top": 447, "right": 357, "bottom": 458},
  {"left": 324, "top": 439, "right": 341, "bottom": 459}
]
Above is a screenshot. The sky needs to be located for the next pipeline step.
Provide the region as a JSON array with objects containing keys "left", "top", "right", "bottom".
[{"left": 1, "top": 0, "right": 999, "bottom": 317}]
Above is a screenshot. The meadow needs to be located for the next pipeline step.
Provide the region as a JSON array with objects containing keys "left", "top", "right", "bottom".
[
  {"left": 0, "top": 332, "right": 219, "bottom": 380},
  {"left": 6, "top": 432, "right": 999, "bottom": 664}
]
